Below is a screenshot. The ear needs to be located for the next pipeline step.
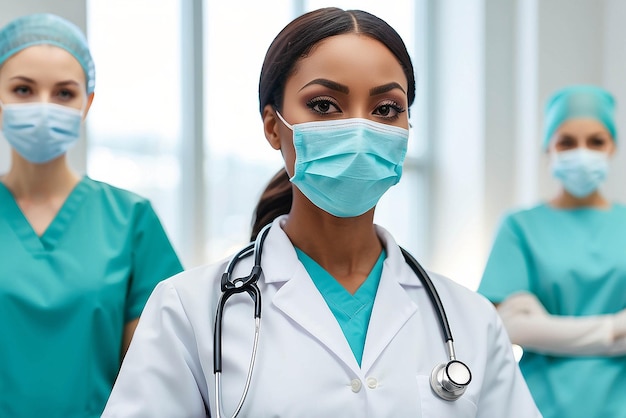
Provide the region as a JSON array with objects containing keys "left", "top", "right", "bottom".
[
  {"left": 262, "top": 104, "right": 282, "bottom": 150},
  {"left": 83, "top": 92, "right": 95, "bottom": 120}
]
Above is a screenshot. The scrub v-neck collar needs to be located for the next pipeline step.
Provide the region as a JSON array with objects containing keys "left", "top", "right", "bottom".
[
  {"left": 295, "top": 247, "right": 385, "bottom": 365},
  {"left": 0, "top": 176, "right": 91, "bottom": 254}
]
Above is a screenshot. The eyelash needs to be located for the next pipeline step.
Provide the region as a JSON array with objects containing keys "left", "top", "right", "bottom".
[
  {"left": 305, "top": 97, "right": 407, "bottom": 120},
  {"left": 11, "top": 86, "right": 76, "bottom": 101},
  {"left": 58, "top": 89, "right": 75, "bottom": 100},
  {"left": 13, "top": 85, "right": 31, "bottom": 95},
  {"left": 305, "top": 96, "right": 339, "bottom": 115},
  {"left": 374, "top": 100, "right": 406, "bottom": 120}
]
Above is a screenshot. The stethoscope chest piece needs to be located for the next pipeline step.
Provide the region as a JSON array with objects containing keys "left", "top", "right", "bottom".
[{"left": 430, "top": 360, "right": 472, "bottom": 401}]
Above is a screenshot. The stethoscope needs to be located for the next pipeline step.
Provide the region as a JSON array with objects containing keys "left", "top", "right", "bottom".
[{"left": 213, "top": 224, "right": 472, "bottom": 418}]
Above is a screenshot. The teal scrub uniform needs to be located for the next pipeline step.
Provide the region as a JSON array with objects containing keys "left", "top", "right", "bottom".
[
  {"left": 478, "top": 203, "right": 626, "bottom": 418},
  {"left": 0, "top": 176, "right": 183, "bottom": 418},
  {"left": 296, "top": 248, "right": 385, "bottom": 365}
]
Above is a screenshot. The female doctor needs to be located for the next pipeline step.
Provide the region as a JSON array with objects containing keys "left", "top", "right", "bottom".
[{"left": 103, "top": 8, "right": 540, "bottom": 417}]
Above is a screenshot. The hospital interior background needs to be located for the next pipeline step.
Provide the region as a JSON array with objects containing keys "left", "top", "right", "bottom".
[{"left": 2, "top": 0, "right": 626, "bottom": 292}]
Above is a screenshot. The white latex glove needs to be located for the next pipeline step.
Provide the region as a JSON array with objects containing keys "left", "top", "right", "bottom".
[
  {"left": 497, "top": 292, "right": 626, "bottom": 357},
  {"left": 613, "top": 308, "right": 626, "bottom": 339}
]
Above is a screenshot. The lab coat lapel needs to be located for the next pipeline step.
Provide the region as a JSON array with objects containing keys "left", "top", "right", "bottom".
[
  {"left": 261, "top": 218, "right": 420, "bottom": 374},
  {"left": 360, "top": 232, "right": 421, "bottom": 373},
  {"left": 271, "top": 265, "right": 360, "bottom": 371}
]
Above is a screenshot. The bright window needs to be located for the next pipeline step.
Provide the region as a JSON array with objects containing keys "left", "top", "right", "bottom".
[{"left": 86, "top": 0, "right": 184, "bottom": 257}]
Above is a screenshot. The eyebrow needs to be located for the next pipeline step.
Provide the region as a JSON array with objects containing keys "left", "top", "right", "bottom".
[
  {"left": 56, "top": 80, "right": 80, "bottom": 87},
  {"left": 370, "top": 82, "right": 406, "bottom": 96},
  {"left": 299, "top": 78, "right": 406, "bottom": 97},
  {"left": 560, "top": 132, "right": 609, "bottom": 138},
  {"left": 9, "top": 76, "right": 80, "bottom": 87},
  {"left": 9, "top": 76, "right": 35, "bottom": 83},
  {"left": 299, "top": 79, "right": 349, "bottom": 94}
]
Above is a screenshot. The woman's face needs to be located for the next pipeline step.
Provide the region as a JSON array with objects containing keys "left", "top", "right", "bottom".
[
  {"left": 0, "top": 44, "right": 92, "bottom": 121},
  {"left": 548, "top": 118, "right": 615, "bottom": 155},
  {"left": 263, "top": 33, "right": 410, "bottom": 177}
]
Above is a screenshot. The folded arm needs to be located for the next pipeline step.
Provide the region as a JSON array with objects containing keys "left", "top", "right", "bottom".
[{"left": 496, "top": 292, "right": 626, "bottom": 356}]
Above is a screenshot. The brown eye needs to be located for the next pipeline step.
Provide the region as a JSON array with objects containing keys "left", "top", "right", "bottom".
[
  {"left": 373, "top": 100, "right": 406, "bottom": 121},
  {"left": 14, "top": 86, "right": 31, "bottom": 96},
  {"left": 306, "top": 97, "right": 341, "bottom": 115},
  {"left": 554, "top": 135, "right": 577, "bottom": 150},
  {"left": 588, "top": 136, "right": 608, "bottom": 148},
  {"left": 377, "top": 105, "right": 392, "bottom": 116},
  {"left": 315, "top": 102, "right": 331, "bottom": 113},
  {"left": 56, "top": 88, "right": 76, "bottom": 102}
]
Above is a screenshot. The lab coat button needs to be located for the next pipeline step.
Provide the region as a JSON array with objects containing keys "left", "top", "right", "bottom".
[
  {"left": 350, "top": 379, "right": 362, "bottom": 393},
  {"left": 366, "top": 377, "right": 378, "bottom": 389}
]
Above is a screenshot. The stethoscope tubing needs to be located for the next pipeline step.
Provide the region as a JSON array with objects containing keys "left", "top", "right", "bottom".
[{"left": 400, "top": 248, "right": 454, "bottom": 345}]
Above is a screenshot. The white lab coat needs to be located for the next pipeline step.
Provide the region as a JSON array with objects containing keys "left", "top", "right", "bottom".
[{"left": 103, "top": 216, "right": 541, "bottom": 418}]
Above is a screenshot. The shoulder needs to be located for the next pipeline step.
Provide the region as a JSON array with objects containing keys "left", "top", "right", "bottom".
[
  {"left": 377, "top": 225, "right": 496, "bottom": 317},
  {"left": 610, "top": 202, "right": 626, "bottom": 213},
  {"left": 429, "top": 271, "right": 496, "bottom": 317},
  {"left": 500, "top": 203, "right": 550, "bottom": 224},
  {"left": 159, "top": 257, "right": 230, "bottom": 307},
  {"left": 82, "top": 176, "right": 148, "bottom": 203},
  {"left": 82, "top": 176, "right": 156, "bottom": 218},
  {"left": 492, "top": 204, "right": 554, "bottom": 238}
]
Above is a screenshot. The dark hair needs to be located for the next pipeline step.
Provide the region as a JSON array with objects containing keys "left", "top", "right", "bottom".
[
  {"left": 252, "top": 8, "right": 416, "bottom": 239},
  {"left": 251, "top": 168, "right": 292, "bottom": 241},
  {"left": 258, "top": 7, "right": 416, "bottom": 114}
]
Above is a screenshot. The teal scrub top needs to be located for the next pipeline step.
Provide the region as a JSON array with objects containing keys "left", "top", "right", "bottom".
[
  {"left": 0, "top": 176, "right": 184, "bottom": 418},
  {"left": 478, "top": 203, "right": 626, "bottom": 418},
  {"left": 296, "top": 248, "right": 385, "bottom": 366}
]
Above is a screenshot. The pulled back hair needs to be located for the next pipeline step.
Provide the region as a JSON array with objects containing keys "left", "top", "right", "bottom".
[
  {"left": 251, "top": 7, "right": 416, "bottom": 240},
  {"left": 251, "top": 168, "right": 292, "bottom": 241}
]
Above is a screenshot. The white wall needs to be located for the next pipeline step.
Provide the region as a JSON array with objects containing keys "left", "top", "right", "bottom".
[
  {"left": 429, "top": 0, "right": 487, "bottom": 290},
  {"left": 603, "top": 0, "right": 626, "bottom": 200},
  {"left": 0, "top": 0, "right": 87, "bottom": 175}
]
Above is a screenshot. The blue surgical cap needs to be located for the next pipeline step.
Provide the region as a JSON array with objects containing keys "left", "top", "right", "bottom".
[
  {"left": 0, "top": 13, "right": 95, "bottom": 93},
  {"left": 543, "top": 85, "right": 616, "bottom": 149}
]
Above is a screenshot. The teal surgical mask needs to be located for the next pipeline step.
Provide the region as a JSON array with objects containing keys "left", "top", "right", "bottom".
[
  {"left": 551, "top": 148, "right": 609, "bottom": 198},
  {"left": 276, "top": 112, "right": 409, "bottom": 217},
  {"left": 1, "top": 101, "right": 83, "bottom": 164}
]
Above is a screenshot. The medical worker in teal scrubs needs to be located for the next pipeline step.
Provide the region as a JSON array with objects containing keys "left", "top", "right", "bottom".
[
  {"left": 479, "top": 85, "right": 626, "bottom": 418},
  {"left": 0, "top": 14, "right": 183, "bottom": 417}
]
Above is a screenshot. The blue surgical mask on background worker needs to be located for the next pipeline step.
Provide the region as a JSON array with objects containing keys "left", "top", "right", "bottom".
[
  {"left": 0, "top": 13, "right": 95, "bottom": 164},
  {"left": 544, "top": 85, "right": 616, "bottom": 198},
  {"left": 0, "top": 101, "right": 85, "bottom": 163}
]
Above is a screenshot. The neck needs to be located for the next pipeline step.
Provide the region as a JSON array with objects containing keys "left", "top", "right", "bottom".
[
  {"left": 283, "top": 191, "right": 383, "bottom": 293},
  {"left": 550, "top": 189, "right": 610, "bottom": 209},
  {"left": 1, "top": 151, "right": 80, "bottom": 199}
]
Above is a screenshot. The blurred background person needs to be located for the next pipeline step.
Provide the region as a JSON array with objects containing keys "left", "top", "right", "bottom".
[
  {"left": 0, "top": 13, "right": 183, "bottom": 417},
  {"left": 478, "top": 85, "right": 626, "bottom": 418}
]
